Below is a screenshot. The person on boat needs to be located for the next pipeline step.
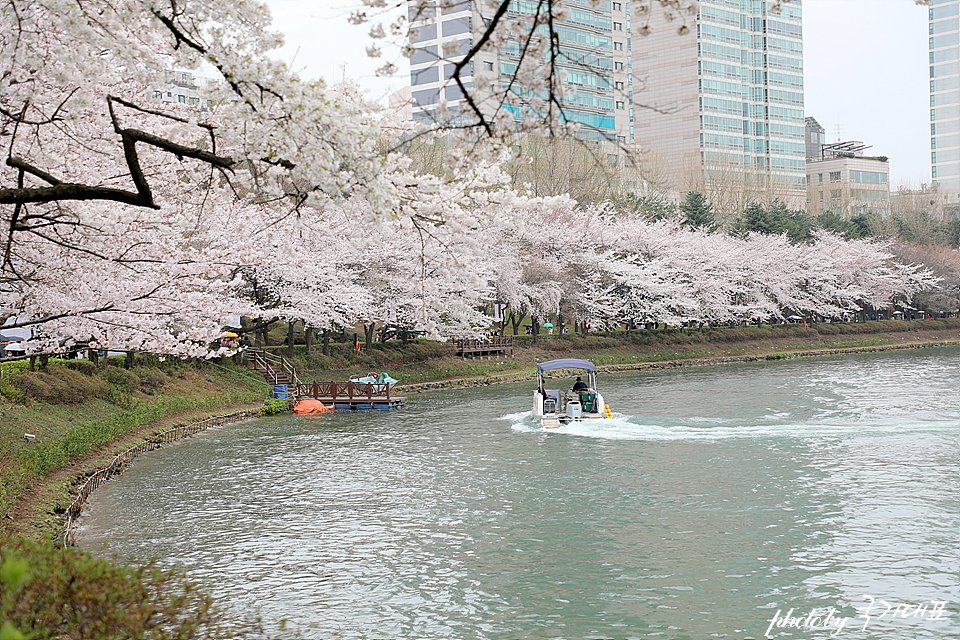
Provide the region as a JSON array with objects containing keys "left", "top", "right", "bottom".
[{"left": 572, "top": 376, "right": 588, "bottom": 392}]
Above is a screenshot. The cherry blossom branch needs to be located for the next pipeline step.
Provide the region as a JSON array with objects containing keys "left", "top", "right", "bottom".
[
  {"left": 1, "top": 305, "right": 117, "bottom": 330},
  {"left": 450, "top": 0, "right": 513, "bottom": 136}
]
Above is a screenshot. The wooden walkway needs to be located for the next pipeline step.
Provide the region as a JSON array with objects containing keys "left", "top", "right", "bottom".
[
  {"left": 456, "top": 335, "right": 513, "bottom": 359},
  {"left": 295, "top": 381, "right": 404, "bottom": 409}
]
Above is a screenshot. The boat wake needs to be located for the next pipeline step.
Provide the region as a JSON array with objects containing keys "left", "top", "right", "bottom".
[{"left": 501, "top": 411, "right": 960, "bottom": 440}]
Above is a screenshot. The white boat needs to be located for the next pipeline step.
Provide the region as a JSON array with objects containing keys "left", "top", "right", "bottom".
[{"left": 532, "top": 358, "right": 610, "bottom": 428}]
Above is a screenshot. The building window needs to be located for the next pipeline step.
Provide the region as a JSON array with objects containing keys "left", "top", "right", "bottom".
[
  {"left": 613, "top": 2, "right": 621, "bottom": 10},
  {"left": 617, "top": 135, "right": 626, "bottom": 143},
  {"left": 829, "top": 171, "right": 841, "bottom": 182},
  {"left": 615, "top": 81, "right": 624, "bottom": 90},
  {"left": 818, "top": 173, "right": 822, "bottom": 183},
  {"left": 615, "top": 61, "right": 623, "bottom": 70},
  {"left": 607, "top": 154, "right": 618, "bottom": 166},
  {"left": 614, "top": 41, "right": 623, "bottom": 51},
  {"left": 830, "top": 189, "right": 842, "bottom": 199},
  {"left": 613, "top": 22, "right": 622, "bottom": 30},
  {"left": 616, "top": 100, "right": 625, "bottom": 109},
  {"left": 154, "top": 91, "right": 162, "bottom": 99},
  {"left": 178, "top": 95, "right": 185, "bottom": 103},
  {"left": 819, "top": 192, "right": 824, "bottom": 201},
  {"left": 483, "top": 60, "right": 493, "bottom": 71}
]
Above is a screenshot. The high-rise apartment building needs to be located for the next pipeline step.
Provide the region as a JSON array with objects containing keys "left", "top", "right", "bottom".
[
  {"left": 406, "top": 1, "right": 804, "bottom": 200},
  {"left": 633, "top": 0, "right": 804, "bottom": 198},
  {"left": 407, "top": 0, "right": 631, "bottom": 146},
  {"left": 929, "top": 0, "right": 960, "bottom": 192}
]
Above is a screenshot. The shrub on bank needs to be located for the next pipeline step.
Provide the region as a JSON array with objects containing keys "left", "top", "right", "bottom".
[
  {"left": 11, "top": 367, "right": 110, "bottom": 404},
  {"left": 0, "top": 534, "right": 265, "bottom": 639},
  {"left": 11, "top": 364, "right": 158, "bottom": 404},
  {"left": 132, "top": 366, "right": 170, "bottom": 390},
  {"left": 64, "top": 360, "right": 98, "bottom": 376},
  {"left": 262, "top": 398, "right": 289, "bottom": 415},
  {"left": 100, "top": 365, "right": 140, "bottom": 392}
]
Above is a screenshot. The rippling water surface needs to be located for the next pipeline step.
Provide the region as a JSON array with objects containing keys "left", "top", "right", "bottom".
[{"left": 78, "top": 347, "right": 960, "bottom": 639}]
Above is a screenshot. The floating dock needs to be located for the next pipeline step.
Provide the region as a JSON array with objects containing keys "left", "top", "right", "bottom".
[{"left": 294, "top": 381, "right": 404, "bottom": 410}]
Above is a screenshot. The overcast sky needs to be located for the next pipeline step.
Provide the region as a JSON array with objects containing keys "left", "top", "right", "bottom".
[{"left": 264, "top": 0, "right": 931, "bottom": 188}]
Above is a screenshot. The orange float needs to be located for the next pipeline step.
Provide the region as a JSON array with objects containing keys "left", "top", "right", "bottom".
[{"left": 293, "top": 399, "right": 333, "bottom": 414}]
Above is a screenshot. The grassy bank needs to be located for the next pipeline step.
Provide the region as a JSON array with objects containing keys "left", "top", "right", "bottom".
[{"left": 0, "top": 357, "right": 271, "bottom": 538}]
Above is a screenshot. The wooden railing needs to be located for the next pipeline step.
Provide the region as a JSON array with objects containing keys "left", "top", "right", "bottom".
[
  {"left": 243, "top": 348, "right": 302, "bottom": 387},
  {"left": 455, "top": 335, "right": 514, "bottom": 357},
  {"left": 295, "top": 381, "right": 392, "bottom": 401}
]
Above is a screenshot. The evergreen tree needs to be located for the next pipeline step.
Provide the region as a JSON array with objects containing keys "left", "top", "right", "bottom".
[
  {"left": 847, "top": 212, "right": 875, "bottom": 240},
  {"left": 634, "top": 193, "right": 678, "bottom": 221},
  {"left": 731, "top": 202, "right": 780, "bottom": 236},
  {"left": 679, "top": 191, "right": 719, "bottom": 232},
  {"left": 943, "top": 218, "right": 960, "bottom": 248}
]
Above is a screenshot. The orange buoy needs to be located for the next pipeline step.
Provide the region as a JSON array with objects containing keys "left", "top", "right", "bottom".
[{"left": 293, "top": 399, "right": 333, "bottom": 414}]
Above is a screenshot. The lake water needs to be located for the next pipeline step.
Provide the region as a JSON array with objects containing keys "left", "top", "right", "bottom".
[{"left": 77, "top": 347, "right": 960, "bottom": 639}]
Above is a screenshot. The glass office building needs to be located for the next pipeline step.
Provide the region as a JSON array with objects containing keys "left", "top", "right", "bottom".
[
  {"left": 930, "top": 0, "right": 960, "bottom": 191},
  {"left": 633, "top": 0, "right": 805, "bottom": 196}
]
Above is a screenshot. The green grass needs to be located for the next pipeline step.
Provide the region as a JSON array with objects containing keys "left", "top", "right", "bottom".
[{"left": 0, "top": 361, "right": 270, "bottom": 523}]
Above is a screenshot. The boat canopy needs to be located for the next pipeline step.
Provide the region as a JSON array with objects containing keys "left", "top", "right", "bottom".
[{"left": 536, "top": 358, "right": 597, "bottom": 373}]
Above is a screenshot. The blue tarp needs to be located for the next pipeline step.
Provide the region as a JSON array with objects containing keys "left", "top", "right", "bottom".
[
  {"left": 349, "top": 373, "right": 399, "bottom": 385},
  {"left": 536, "top": 358, "right": 597, "bottom": 373}
]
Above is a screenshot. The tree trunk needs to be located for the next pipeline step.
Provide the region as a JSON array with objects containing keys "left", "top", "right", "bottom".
[
  {"left": 322, "top": 329, "right": 330, "bottom": 356},
  {"left": 364, "top": 323, "right": 376, "bottom": 350},
  {"left": 286, "top": 322, "right": 296, "bottom": 359},
  {"left": 305, "top": 326, "right": 314, "bottom": 351},
  {"left": 87, "top": 348, "right": 99, "bottom": 367},
  {"left": 507, "top": 309, "right": 523, "bottom": 335},
  {"left": 125, "top": 351, "right": 135, "bottom": 368}
]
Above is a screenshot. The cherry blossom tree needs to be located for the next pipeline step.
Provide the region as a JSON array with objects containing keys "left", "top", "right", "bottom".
[
  {"left": 496, "top": 205, "right": 939, "bottom": 332},
  {"left": 0, "top": 0, "right": 943, "bottom": 360},
  {"left": 0, "top": 0, "right": 539, "bottom": 354}
]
